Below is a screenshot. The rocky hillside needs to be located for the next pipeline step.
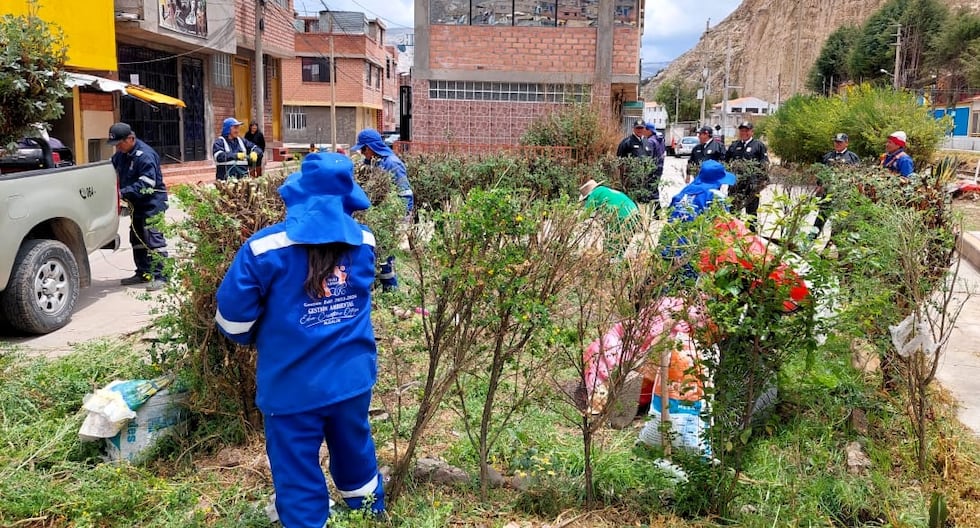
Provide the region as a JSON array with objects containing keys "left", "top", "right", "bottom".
[{"left": 643, "top": 0, "right": 980, "bottom": 104}]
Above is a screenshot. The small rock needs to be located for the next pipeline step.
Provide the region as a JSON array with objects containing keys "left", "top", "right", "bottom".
[
  {"left": 850, "top": 338, "right": 881, "bottom": 374},
  {"left": 414, "top": 457, "right": 470, "bottom": 485},
  {"left": 849, "top": 408, "right": 869, "bottom": 436},
  {"left": 485, "top": 466, "right": 506, "bottom": 488},
  {"left": 740, "top": 504, "right": 758, "bottom": 514},
  {"left": 508, "top": 474, "right": 532, "bottom": 491},
  {"left": 846, "top": 441, "right": 872, "bottom": 474}
]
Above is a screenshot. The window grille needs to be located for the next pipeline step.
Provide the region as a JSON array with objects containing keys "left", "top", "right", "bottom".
[
  {"left": 212, "top": 54, "right": 232, "bottom": 87},
  {"left": 285, "top": 106, "right": 307, "bottom": 130},
  {"left": 428, "top": 81, "right": 591, "bottom": 103}
]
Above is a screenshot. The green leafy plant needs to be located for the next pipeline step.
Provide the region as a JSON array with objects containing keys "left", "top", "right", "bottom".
[
  {"left": 0, "top": 2, "right": 68, "bottom": 147},
  {"left": 764, "top": 84, "right": 948, "bottom": 167},
  {"left": 519, "top": 102, "right": 620, "bottom": 162}
]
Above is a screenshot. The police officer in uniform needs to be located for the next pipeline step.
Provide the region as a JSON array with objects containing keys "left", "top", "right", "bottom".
[
  {"left": 811, "top": 133, "right": 860, "bottom": 238},
  {"left": 687, "top": 125, "right": 726, "bottom": 182},
  {"left": 616, "top": 120, "right": 653, "bottom": 160},
  {"left": 616, "top": 120, "right": 658, "bottom": 206},
  {"left": 725, "top": 121, "right": 769, "bottom": 229},
  {"left": 108, "top": 122, "right": 169, "bottom": 291}
]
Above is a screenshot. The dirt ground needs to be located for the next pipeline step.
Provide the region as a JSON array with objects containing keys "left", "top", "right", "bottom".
[{"left": 953, "top": 195, "right": 980, "bottom": 232}]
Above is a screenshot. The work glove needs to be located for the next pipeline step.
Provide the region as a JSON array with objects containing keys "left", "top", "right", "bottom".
[
  {"left": 236, "top": 152, "right": 246, "bottom": 161},
  {"left": 249, "top": 152, "right": 258, "bottom": 163}
]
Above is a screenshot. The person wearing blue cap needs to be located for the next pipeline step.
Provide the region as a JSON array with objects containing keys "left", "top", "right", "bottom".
[
  {"left": 661, "top": 160, "right": 737, "bottom": 280},
  {"left": 351, "top": 128, "right": 414, "bottom": 292},
  {"left": 215, "top": 153, "right": 385, "bottom": 527},
  {"left": 213, "top": 117, "right": 263, "bottom": 180},
  {"left": 645, "top": 123, "right": 666, "bottom": 181},
  {"left": 667, "top": 159, "right": 736, "bottom": 223}
]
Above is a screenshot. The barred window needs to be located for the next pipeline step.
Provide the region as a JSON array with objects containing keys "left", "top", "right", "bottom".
[
  {"left": 285, "top": 106, "right": 307, "bottom": 131},
  {"left": 302, "top": 58, "right": 331, "bottom": 83},
  {"left": 212, "top": 54, "right": 232, "bottom": 88},
  {"left": 428, "top": 81, "right": 591, "bottom": 103}
]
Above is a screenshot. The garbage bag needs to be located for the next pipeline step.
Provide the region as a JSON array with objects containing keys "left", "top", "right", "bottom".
[{"left": 78, "top": 375, "right": 174, "bottom": 440}]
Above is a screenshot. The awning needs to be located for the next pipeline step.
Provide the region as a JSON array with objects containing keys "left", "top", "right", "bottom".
[
  {"left": 64, "top": 72, "right": 128, "bottom": 94},
  {"left": 123, "top": 85, "right": 186, "bottom": 108},
  {"left": 63, "top": 72, "right": 186, "bottom": 109}
]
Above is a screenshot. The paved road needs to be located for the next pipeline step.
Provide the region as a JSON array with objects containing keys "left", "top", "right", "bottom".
[{"left": 0, "top": 209, "right": 181, "bottom": 357}]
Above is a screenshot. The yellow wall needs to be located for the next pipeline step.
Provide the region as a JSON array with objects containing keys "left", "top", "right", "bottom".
[{"left": 0, "top": 0, "right": 116, "bottom": 71}]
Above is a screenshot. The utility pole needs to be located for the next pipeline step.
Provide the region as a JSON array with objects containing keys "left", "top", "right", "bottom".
[
  {"left": 792, "top": 2, "right": 803, "bottom": 94},
  {"left": 254, "top": 0, "right": 265, "bottom": 131},
  {"left": 699, "top": 18, "right": 710, "bottom": 126},
  {"left": 892, "top": 24, "right": 902, "bottom": 90},
  {"left": 328, "top": 11, "right": 338, "bottom": 151},
  {"left": 722, "top": 34, "right": 731, "bottom": 138}
]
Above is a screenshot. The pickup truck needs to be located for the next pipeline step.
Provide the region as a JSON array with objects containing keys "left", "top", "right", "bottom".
[{"left": 0, "top": 139, "right": 120, "bottom": 334}]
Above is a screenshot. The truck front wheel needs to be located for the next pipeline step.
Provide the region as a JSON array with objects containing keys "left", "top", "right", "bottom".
[{"left": 0, "top": 239, "right": 79, "bottom": 334}]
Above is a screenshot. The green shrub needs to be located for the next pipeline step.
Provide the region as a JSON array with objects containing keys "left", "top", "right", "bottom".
[
  {"left": 404, "top": 153, "right": 588, "bottom": 211},
  {"left": 764, "top": 84, "right": 948, "bottom": 169},
  {"left": 519, "top": 102, "right": 620, "bottom": 161}
]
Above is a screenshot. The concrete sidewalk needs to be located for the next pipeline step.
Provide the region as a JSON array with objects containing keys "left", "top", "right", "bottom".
[{"left": 936, "top": 231, "right": 980, "bottom": 436}]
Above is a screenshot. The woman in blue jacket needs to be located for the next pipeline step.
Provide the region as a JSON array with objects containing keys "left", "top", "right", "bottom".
[{"left": 215, "top": 153, "right": 384, "bottom": 527}]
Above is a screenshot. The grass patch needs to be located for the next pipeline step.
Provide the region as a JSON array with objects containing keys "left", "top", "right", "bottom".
[{"left": 3, "top": 327, "right": 980, "bottom": 526}]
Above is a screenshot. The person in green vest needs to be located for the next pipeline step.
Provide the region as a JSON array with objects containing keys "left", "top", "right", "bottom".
[{"left": 579, "top": 179, "right": 640, "bottom": 255}]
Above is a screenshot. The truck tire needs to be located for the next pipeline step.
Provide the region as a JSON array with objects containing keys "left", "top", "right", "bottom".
[{"left": 0, "top": 239, "right": 79, "bottom": 334}]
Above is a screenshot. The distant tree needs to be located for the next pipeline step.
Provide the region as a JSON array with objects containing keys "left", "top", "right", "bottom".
[
  {"left": 897, "top": 0, "right": 948, "bottom": 87},
  {"left": 654, "top": 77, "right": 701, "bottom": 122},
  {"left": 807, "top": 25, "right": 860, "bottom": 95},
  {"left": 925, "top": 9, "right": 980, "bottom": 102},
  {"left": 848, "top": 0, "right": 908, "bottom": 83},
  {"left": 965, "top": 39, "right": 980, "bottom": 90},
  {"left": 0, "top": 5, "right": 68, "bottom": 147}
]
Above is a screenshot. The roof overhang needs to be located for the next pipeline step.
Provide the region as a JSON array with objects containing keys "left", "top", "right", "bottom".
[{"left": 64, "top": 72, "right": 186, "bottom": 108}]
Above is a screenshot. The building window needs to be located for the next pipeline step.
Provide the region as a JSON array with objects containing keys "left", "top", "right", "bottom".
[
  {"left": 285, "top": 106, "right": 307, "bottom": 130},
  {"left": 366, "top": 64, "right": 381, "bottom": 89},
  {"left": 302, "top": 57, "right": 331, "bottom": 83},
  {"left": 212, "top": 54, "right": 232, "bottom": 87},
  {"left": 972, "top": 111, "right": 980, "bottom": 135},
  {"left": 428, "top": 81, "right": 591, "bottom": 103}
]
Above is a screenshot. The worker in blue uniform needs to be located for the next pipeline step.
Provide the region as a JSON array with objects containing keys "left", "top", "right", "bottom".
[
  {"left": 215, "top": 153, "right": 384, "bottom": 527},
  {"left": 108, "top": 122, "right": 169, "bottom": 291},
  {"left": 213, "top": 117, "right": 262, "bottom": 180},
  {"left": 351, "top": 128, "right": 414, "bottom": 292}
]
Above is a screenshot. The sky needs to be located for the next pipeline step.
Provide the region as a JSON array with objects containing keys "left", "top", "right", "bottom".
[{"left": 293, "top": 0, "right": 743, "bottom": 74}]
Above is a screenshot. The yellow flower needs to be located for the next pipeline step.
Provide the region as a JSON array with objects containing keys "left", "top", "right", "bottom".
[{"left": 515, "top": 214, "right": 524, "bottom": 222}]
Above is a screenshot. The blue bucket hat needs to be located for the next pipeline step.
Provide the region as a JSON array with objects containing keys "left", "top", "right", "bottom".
[
  {"left": 694, "top": 160, "right": 737, "bottom": 186},
  {"left": 278, "top": 153, "right": 372, "bottom": 245},
  {"left": 350, "top": 128, "right": 394, "bottom": 157},
  {"left": 221, "top": 117, "right": 243, "bottom": 136}
]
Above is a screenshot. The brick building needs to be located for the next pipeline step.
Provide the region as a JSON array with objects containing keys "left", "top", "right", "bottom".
[
  {"left": 282, "top": 12, "right": 399, "bottom": 149},
  {"left": 113, "top": 0, "right": 294, "bottom": 163},
  {"left": 410, "top": 0, "right": 644, "bottom": 144}
]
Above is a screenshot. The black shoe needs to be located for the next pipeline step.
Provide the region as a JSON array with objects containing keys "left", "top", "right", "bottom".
[{"left": 120, "top": 273, "right": 150, "bottom": 286}]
